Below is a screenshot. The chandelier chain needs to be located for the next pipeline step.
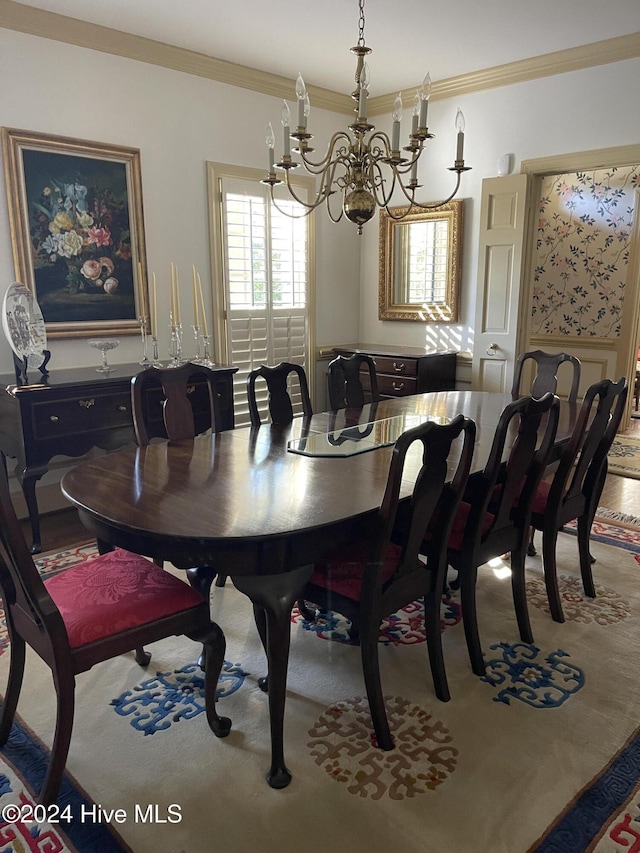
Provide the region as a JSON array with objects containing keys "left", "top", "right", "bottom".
[{"left": 357, "top": 0, "right": 366, "bottom": 47}]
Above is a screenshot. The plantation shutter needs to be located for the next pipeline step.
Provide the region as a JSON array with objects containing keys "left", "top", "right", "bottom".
[{"left": 220, "top": 177, "right": 310, "bottom": 426}]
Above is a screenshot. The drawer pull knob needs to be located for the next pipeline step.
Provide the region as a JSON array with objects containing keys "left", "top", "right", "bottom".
[
  {"left": 79, "top": 399, "right": 95, "bottom": 409},
  {"left": 117, "top": 405, "right": 127, "bottom": 412},
  {"left": 49, "top": 415, "right": 59, "bottom": 423},
  {"left": 393, "top": 362, "right": 406, "bottom": 373},
  {"left": 392, "top": 381, "right": 405, "bottom": 392}
]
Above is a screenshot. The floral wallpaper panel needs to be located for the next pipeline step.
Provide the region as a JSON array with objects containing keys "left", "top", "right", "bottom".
[{"left": 531, "top": 166, "right": 640, "bottom": 337}]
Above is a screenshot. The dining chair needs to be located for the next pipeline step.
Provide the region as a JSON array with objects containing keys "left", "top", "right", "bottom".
[
  {"left": 0, "top": 462, "right": 230, "bottom": 806},
  {"left": 300, "top": 415, "right": 476, "bottom": 750},
  {"left": 529, "top": 377, "right": 628, "bottom": 622},
  {"left": 131, "top": 362, "right": 226, "bottom": 593},
  {"left": 327, "top": 353, "right": 380, "bottom": 410},
  {"left": 511, "top": 349, "right": 581, "bottom": 402},
  {"left": 247, "top": 362, "right": 313, "bottom": 427},
  {"left": 442, "top": 393, "right": 560, "bottom": 677},
  {"left": 511, "top": 349, "right": 581, "bottom": 555}
]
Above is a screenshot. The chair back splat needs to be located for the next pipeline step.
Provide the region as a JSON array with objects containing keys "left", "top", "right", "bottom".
[
  {"left": 0, "top": 463, "right": 230, "bottom": 805},
  {"left": 511, "top": 349, "right": 581, "bottom": 402},
  {"left": 530, "top": 377, "right": 628, "bottom": 622},
  {"left": 444, "top": 393, "right": 560, "bottom": 677},
  {"left": 302, "top": 415, "right": 476, "bottom": 749},
  {"left": 327, "top": 353, "right": 380, "bottom": 411},
  {"left": 247, "top": 362, "right": 312, "bottom": 427},
  {"left": 131, "top": 362, "right": 221, "bottom": 446},
  {"left": 131, "top": 362, "right": 226, "bottom": 590}
]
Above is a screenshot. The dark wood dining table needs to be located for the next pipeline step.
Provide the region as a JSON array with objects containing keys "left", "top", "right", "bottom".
[{"left": 60, "top": 390, "right": 578, "bottom": 789}]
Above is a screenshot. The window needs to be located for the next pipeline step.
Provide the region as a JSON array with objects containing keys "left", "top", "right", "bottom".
[{"left": 207, "top": 164, "right": 315, "bottom": 425}]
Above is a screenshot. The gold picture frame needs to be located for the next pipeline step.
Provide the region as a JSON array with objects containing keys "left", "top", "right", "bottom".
[
  {"left": 378, "top": 199, "right": 463, "bottom": 322},
  {"left": 2, "top": 128, "right": 148, "bottom": 338}
]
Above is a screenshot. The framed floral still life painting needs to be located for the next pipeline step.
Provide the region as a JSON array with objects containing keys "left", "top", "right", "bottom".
[{"left": 1, "top": 128, "right": 148, "bottom": 338}]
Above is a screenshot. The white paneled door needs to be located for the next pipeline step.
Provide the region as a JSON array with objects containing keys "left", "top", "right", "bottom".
[{"left": 472, "top": 174, "right": 530, "bottom": 392}]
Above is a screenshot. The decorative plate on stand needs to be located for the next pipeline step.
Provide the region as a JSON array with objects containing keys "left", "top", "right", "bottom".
[{"left": 2, "top": 282, "right": 49, "bottom": 378}]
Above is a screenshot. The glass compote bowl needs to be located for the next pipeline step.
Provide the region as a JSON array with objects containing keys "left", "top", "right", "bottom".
[{"left": 88, "top": 339, "right": 120, "bottom": 374}]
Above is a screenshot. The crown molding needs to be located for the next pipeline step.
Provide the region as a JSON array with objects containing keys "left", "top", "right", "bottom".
[
  {"left": 0, "top": 0, "right": 352, "bottom": 113},
  {"left": 521, "top": 144, "right": 640, "bottom": 174},
  {"left": 2, "top": 0, "right": 639, "bottom": 118},
  {"left": 368, "top": 32, "right": 640, "bottom": 115}
]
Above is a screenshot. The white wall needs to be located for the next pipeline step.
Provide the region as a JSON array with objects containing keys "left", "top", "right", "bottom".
[
  {"left": 1, "top": 27, "right": 639, "bottom": 374},
  {"left": 359, "top": 58, "right": 640, "bottom": 353},
  {"left": 0, "top": 28, "right": 360, "bottom": 375}
]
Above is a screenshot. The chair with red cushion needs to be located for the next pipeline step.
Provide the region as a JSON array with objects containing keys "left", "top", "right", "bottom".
[
  {"left": 511, "top": 350, "right": 581, "bottom": 556},
  {"left": 443, "top": 393, "right": 560, "bottom": 677},
  {"left": 301, "top": 415, "right": 476, "bottom": 750},
  {"left": 529, "top": 377, "right": 628, "bottom": 622},
  {"left": 247, "top": 362, "right": 312, "bottom": 427},
  {"left": 131, "top": 362, "right": 226, "bottom": 594},
  {"left": 327, "top": 353, "right": 380, "bottom": 410},
  {"left": 0, "top": 463, "right": 230, "bottom": 806}
]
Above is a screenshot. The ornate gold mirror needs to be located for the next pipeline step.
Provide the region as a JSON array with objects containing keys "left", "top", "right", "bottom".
[{"left": 378, "top": 199, "right": 463, "bottom": 321}]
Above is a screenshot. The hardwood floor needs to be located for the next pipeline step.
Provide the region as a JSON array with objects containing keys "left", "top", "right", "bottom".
[{"left": 598, "top": 414, "right": 640, "bottom": 518}]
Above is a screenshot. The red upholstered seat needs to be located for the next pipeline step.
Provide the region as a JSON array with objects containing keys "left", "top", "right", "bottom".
[
  {"left": 308, "top": 541, "right": 406, "bottom": 600},
  {"left": 45, "top": 549, "right": 204, "bottom": 649},
  {"left": 442, "top": 501, "right": 495, "bottom": 552},
  {"left": 530, "top": 479, "right": 552, "bottom": 516}
]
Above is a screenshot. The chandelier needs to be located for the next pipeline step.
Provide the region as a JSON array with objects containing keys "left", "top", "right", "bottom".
[{"left": 262, "top": 0, "right": 470, "bottom": 234}]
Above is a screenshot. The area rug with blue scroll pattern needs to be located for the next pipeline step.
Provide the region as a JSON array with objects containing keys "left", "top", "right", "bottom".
[{"left": 0, "top": 522, "right": 638, "bottom": 852}]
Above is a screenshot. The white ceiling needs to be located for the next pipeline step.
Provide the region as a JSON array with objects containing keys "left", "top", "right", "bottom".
[{"left": 12, "top": 0, "right": 640, "bottom": 95}]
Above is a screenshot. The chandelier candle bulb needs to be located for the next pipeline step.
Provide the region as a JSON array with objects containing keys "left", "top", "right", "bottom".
[
  {"left": 266, "top": 123, "right": 275, "bottom": 172},
  {"left": 296, "top": 74, "right": 307, "bottom": 129},
  {"left": 281, "top": 101, "right": 291, "bottom": 157},
  {"left": 412, "top": 93, "right": 420, "bottom": 135},
  {"left": 392, "top": 93, "right": 402, "bottom": 150},
  {"left": 455, "top": 108, "right": 465, "bottom": 161},
  {"left": 358, "top": 62, "right": 369, "bottom": 120},
  {"left": 419, "top": 73, "right": 431, "bottom": 128}
]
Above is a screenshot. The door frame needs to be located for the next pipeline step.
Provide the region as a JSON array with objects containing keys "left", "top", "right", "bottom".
[{"left": 519, "top": 145, "right": 640, "bottom": 428}]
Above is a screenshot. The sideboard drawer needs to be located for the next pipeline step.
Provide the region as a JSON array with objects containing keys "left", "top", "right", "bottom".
[
  {"left": 375, "top": 374, "right": 417, "bottom": 397},
  {"left": 32, "top": 391, "right": 132, "bottom": 440},
  {"left": 371, "top": 356, "right": 418, "bottom": 377}
]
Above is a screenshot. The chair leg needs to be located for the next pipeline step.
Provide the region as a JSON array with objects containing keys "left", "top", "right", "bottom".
[
  {"left": 0, "top": 630, "right": 25, "bottom": 745},
  {"left": 360, "top": 620, "right": 393, "bottom": 750},
  {"left": 134, "top": 647, "right": 152, "bottom": 666},
  {"left": 40, "top": 669, "right": 75, "bottom": 806},
  {"left": 511, "top": 545, "right": 533, "bottom": 643},
  {"left": 577, "top": 514, "right": 597, "bottom": 598},
  {"left": 423, "top": 588, "right": 450, "bottom": 702},
  {"left": 458, "top": 564, "right": 485, "bottom": 676},
  {"left": 200, "top": 621, "right": 232, "bottom": 738},
  {"left": 214, "top": 573, "right": 227, "bottom": 588},
  {"left": 527, "top": 527, "right": 537, "bottom": 557},
  {"left": 296, "top": 597, "right": 316, "bottom": 621},
  {"left": 542, "top": 526, "right": 564, "bottom": 623}
]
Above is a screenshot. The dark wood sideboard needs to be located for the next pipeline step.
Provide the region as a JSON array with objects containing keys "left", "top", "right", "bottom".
[
  {"left": 331, "top": 344, "right": 457, "bottom": 399},
  {"left": 0, "top": 362, "right": 237, "bottom": 553}
]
